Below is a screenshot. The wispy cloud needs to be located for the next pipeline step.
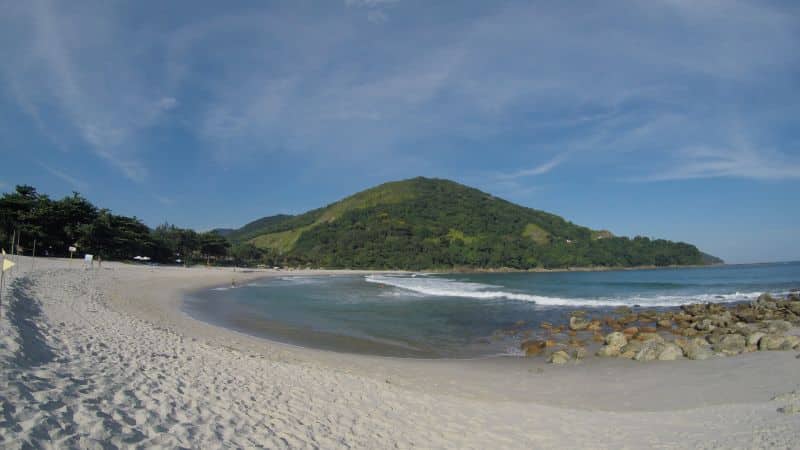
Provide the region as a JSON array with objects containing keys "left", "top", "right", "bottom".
[
  {"left": 345, "top": 0, "right": 398, "bottom": 6},
  {"left": 366, "top": 10, "right": 388, "bottom": 24},
  {"left": 38, "top": 163, "right": 89, "bottom": 191},
  {"left": 495, "top": 153, "right": 569, "bottom": 180},
  {"left": 1, "top": 0, "right": 797, "bottom": 188},
  {"left": 633, "top": 147, "right": 800, "bottom": 182},
  {"left": 345, "top": 0, "right": 398, "bottom": 23},
  {"left": 1, "top": 0, "right": 178, "bottom": 183},
  {"left": 153, "top": 194, "right": 174, "bottom": 206}
]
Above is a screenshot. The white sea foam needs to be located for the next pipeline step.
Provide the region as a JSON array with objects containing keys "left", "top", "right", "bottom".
[{"left": 365, "top": 274, "right": 779, "bottom": 307}]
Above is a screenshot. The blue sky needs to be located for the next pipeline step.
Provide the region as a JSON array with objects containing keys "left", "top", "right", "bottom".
[{"left": 0, "top": 0, "right": 798, "bottom": 264}]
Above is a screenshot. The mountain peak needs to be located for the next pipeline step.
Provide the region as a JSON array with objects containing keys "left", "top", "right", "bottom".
[{"left": 224, "top": 177, "right": 718, "bottom": 270}]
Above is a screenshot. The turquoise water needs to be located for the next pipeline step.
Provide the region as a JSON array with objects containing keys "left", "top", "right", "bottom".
[{"left": 184, "top": 262, "right": 800, "bottom": 358}]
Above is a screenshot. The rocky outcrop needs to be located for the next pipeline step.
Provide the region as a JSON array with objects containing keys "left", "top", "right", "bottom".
[{"left": 515, "top": 291, "right": 800, "bottom": 363}]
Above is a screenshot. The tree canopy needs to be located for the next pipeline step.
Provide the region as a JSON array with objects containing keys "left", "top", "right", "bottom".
[{"left": 0, "top": 185, "right": 230, "bottom": 265}]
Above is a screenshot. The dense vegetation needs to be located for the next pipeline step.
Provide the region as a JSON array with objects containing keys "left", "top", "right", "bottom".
[
  {"left": 0, "top": 185, "right": 235, "bottom": 265},
  {"left": 227, "top": 177, "right": 718, "bottom": 270},
  {"left": 1, "top": 179, "right": 720, "bottom": 270}
]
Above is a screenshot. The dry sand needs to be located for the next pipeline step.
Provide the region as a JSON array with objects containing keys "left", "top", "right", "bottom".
[{"left": 1, "top": 256, "right": 798, "bottom": 449}]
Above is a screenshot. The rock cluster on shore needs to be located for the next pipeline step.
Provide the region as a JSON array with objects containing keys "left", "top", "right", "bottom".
[{"left": 518, "top": 293, "right": 800, "bottom": 364}]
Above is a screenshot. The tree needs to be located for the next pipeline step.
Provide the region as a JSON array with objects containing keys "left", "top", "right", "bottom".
[{"left": 199, "top": 232, "right": 230, "bottom": 264}]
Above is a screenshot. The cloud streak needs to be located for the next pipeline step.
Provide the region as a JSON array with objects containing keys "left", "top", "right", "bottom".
[
  {"left": 1, "top": 0, "right": 179, "bottom": 183},
  {"left": 0, "top": 0, "right": 797, "bottom": 189},
  {"left": 38, "top": 163, "right": 89, "bottom": 191},
  {"left": 633, "top": 147, "right": 800, "bottom": 182}
]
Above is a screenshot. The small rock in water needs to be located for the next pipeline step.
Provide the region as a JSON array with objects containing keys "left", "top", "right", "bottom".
[
  {"left": 520, "top": 340, "right": 547, "bottom": 357},
  {"left": 568, "top": 316, "right": 591, "bottom": 331}
]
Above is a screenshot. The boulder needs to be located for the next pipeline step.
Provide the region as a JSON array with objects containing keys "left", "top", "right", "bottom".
[
  {"left": 681, "top": 328, "right": 699, "bottom": 337},
  {"left": 573, "top": 347, "right": 588, "bottom": 360},
  {"left": 657, "top": 343, "right": 683, "bottom": 361},
  {"left": 614, "top": 306, "right": 632, "bottom": 315},
  {"left": 759, "top": 334, "right": 787, "bottom": 351},
  {"left": 621, "top": 340, "right": 643, "bottom": 355},
  {"left": 622, "top": 327, "right": 639, "bottom": 337},
  {"left": 713, "top": 334, "right": 746, "bottom": 356},
  {"left": 634, "top": 341, "right": 664, "bottom": 362},
  {"left": 708, "top": 312, "right": 733, "bottom": 328},
  {"left": 679, "top": 337, "right": 713, "bottom": 360},
  {"left": 586, "top": 320, "right": 602, "bottom": 332},
  {"left": 636, "top": 332, "right": 664, "bottom": 343},
  {"left": 746, "top": 332, "right": 766, "bottom": 347},
  {"left": 520, "top": 340, "right": 546, "bottom": 357},
  {"left": 756, "top": 293, "right": 774, "bottom": 303},
  {"left": 548, "top": 350, "right": 570, "bottom": 364},
  {"left": 782, "top": 335, "right": 800, "bottom": 350},
  {"left": 569, "top": 316, "right": 590, "bottom": 331},
  {"left": 763, "top": 320, "right": 792, "bottom": 334},
  {"left": 596, "top": 345, "right": 621, "bottom": 357},
  {"left": 657, "top": 319, "right": 673, "bottom": 329},
  {"left": 754, "top": 293, "right": 778, "bottom": 310},
  {"left": 694, "top": 319, "right": 716, "bottom": 332},
  {"left": 605, "top": 332, "right": 628, "bottom": 348},
  {"left": 732, "top": 322, "right": 752, "bottom": 334}
]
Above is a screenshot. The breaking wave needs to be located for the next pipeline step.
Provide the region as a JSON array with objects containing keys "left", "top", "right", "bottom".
[{"left": 365, "top": 274, "right": 778, "bottom": 307}]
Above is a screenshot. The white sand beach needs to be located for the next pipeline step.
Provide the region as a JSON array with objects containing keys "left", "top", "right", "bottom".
[{"left": 1, "top": 257, "right": 798, "bottom": 449}]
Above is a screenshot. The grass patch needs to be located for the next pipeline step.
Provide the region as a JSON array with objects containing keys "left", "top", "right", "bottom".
[{"left": 523, "top": 223, "right": 551, "bottom": 245}]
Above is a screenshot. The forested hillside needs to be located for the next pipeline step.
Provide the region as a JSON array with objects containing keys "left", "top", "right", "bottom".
[{"left": 228, "top": 177, "right": 716, "bottom": 270}]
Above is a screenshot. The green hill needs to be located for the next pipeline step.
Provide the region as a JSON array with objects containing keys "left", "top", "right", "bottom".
[{"left": 227, "top": 177, "right": 719, "bottom": 270}]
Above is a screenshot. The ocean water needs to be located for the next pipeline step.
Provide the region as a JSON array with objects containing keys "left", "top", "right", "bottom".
[{"left": 184, "top": 262, "right": 800, "bottom": 358}]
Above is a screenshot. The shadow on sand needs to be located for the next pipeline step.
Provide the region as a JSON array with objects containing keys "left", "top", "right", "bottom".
[{"left": 6, "top": 277, "right": 56, "bottom": 368}]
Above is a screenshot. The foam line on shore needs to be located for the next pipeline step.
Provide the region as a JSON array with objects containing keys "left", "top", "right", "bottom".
[{"left": 365, "top": 274, "right": 780, "bottom": 307}]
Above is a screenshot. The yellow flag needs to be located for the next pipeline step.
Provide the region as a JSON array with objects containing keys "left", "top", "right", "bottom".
[{"left": 2, "top": 258, "right": 14, "bottom": 272}]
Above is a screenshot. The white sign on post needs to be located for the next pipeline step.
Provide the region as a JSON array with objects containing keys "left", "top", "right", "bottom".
[{"left": 69, "top": 246, "right": 77, "bottom": 253}]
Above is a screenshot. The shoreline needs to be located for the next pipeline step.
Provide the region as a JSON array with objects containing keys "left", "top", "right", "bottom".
[
  {"left": 2, "top": 256, "right": 799, "bottom": 448},
  {"left": 73, "top": 258, "right": 800, "bottom": 408}
]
